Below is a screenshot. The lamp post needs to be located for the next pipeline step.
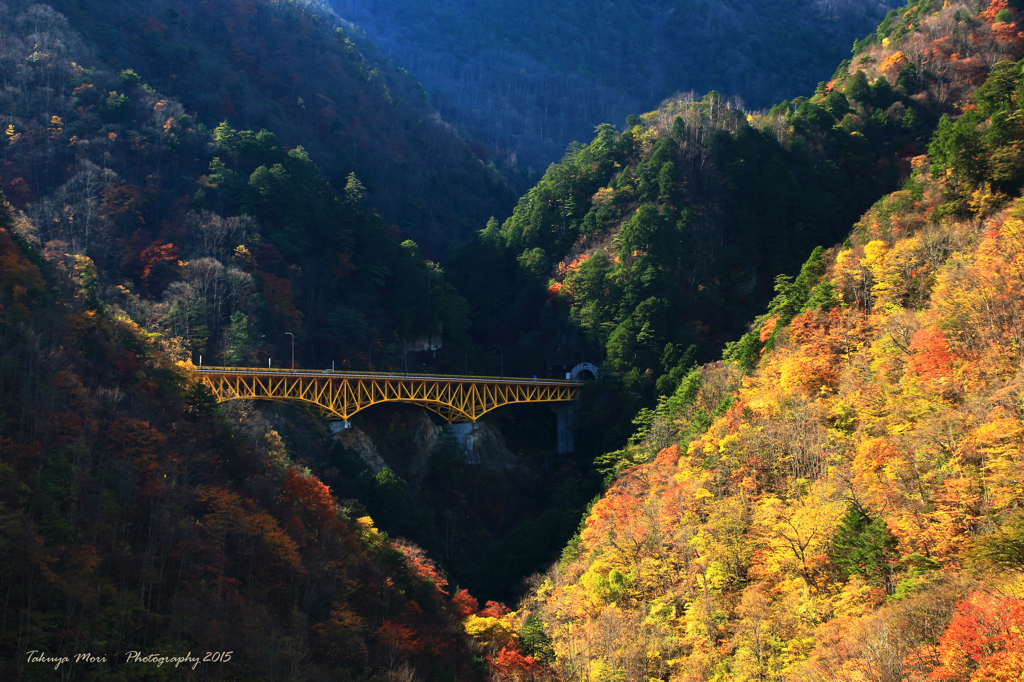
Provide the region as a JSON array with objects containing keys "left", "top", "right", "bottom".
[
  {"left": 493, "top": 344, "right": 503, "bottom": 378},
  {"left": 285, "top": 332, "right": 294, "bottom": 370}
]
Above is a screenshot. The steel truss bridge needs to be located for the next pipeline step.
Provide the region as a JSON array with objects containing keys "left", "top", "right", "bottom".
[{"left": 195, "top": 367, "right": 583, "bottom": 424}]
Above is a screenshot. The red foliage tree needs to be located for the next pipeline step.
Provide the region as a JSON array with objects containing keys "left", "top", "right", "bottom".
[
  {"left": 479, "top": 600, "right": 512, "bottom": 619},
  {"left": 283, "top": 468, "right": 337, "bottom": 526},
  {"left": 0, "top": 227, "right": 46, "bottom": 320},
  {"left": 905, "top": 592, "right": 1024, "bottom": 681},
  {"left": 982, "top": 0, "right": 1015, "bottom": 23},
  {"left": 390, "top": 537, "right": 449, "bottom": 595},
  {"left": 488, "top": 642, "right": 542, "bottom": 682},
  {"left": 451, "top": 588, "right": 479, "bottom": 617},
  {"left": 138, "top": 240, "right": 179, "bottom": 295},
  {"left": 906, "top": 326, "right": 955, "bottom": 382}
]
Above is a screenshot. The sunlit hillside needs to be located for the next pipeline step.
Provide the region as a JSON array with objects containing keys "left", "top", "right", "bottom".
[{"left": 474, "top": 5, "right": 1024, "bottom": 679}]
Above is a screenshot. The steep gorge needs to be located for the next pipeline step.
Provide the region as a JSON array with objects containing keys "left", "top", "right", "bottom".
[{"left": 2, "top": 0, "right": 1024, "bottom": 680}]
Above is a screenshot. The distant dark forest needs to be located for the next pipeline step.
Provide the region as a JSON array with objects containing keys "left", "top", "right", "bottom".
[
  {"left": 45, "top": 0, "right": 516, "bottom": 256},
  {"left": 335, "top": 0, "right": 902, "bottom": 171}
]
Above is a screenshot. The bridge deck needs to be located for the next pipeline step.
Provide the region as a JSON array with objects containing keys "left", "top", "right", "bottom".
[{"left": 196, "top": 366, "right": 581, "bottom": 385}]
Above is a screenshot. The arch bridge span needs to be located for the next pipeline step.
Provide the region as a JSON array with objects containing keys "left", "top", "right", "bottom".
[{"left": 196, "top": 367, "right": 583, "bottom": 424}]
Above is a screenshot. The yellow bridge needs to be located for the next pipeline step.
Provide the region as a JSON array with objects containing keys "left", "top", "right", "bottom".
[{"left": 195, "top": 367, "right": 583, "bottom": 424}]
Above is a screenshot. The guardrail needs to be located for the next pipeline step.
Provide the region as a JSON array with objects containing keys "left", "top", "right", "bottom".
[{"left": 194, "top": 365, "right": 584, "bottom": 386}]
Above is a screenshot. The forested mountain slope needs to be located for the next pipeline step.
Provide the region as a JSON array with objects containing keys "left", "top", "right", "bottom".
[
  {"left": 337, "top": 0, "right": 901, "bottom": 170},
  {"left": 446, "top": 0, "right": 1024, "bottom": 455},
  {"left": 455, "top": 4, "right": 1024, "bottom": 681},
  {"left": 41, "top": 0, "right": 515, "bottom": 255},
  {"left": 0, "top": 0, "right": 479, "bottom": 374},
  {"left": 0, "top": 0, "right": 590, "bottom": 624},
  {"left": 0, "top": 211, "right": 481, "bottom": 679}
]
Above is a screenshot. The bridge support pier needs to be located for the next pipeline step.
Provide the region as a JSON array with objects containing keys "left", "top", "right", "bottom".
[
  {"left": 329, "top": 421, "right": 352, "bottom": 433},
  {"left": 551, "top": 403, "right": 578, "bottom": 453}
]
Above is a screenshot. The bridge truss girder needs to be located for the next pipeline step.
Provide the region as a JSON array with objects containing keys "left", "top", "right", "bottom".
[{"left": 197, "top": 369, "right": 581, "bottom": 423}]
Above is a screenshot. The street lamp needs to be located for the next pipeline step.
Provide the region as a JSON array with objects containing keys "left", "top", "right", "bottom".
[
  {"left": 285, "top": 332, "right": 294, "bottom": 370},
  {"left": 493, "top": 344, "right": 503, "bottom": 378}
]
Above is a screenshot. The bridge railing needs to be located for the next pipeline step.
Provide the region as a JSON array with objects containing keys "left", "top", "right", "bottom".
[{"left": 194, "top": 365, "right": 584, "bottom": 386}]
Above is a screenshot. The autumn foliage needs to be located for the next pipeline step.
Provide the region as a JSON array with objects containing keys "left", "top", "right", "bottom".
[
  {"left": 0, "top": 213, "right": 484, "bottom": 679},
  {"left": 906, "top": 593, "right": 1024, "bottom": 682},
  {"left": 452, "top": 588, "right": 481, "bottom": 617},
  {"left": 283, "top": 467, "right": 338, "bottom": 525},
  {"left": 489, "top": 642, "right": 543, "bottom": 682},
  {"left": 512, "top": 24, "right": 1024, "bottom": 679}
]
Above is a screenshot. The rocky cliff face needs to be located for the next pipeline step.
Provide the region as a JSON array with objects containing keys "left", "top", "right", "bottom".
[
  {"left": 335, "top": 408, "right": 524, "bottom": 482},
  {"left": 334, "top": 424, "right": 389, "bottom": 474},
  {"left": 448, "top": 421, "right": 522, "bottom": 471}
]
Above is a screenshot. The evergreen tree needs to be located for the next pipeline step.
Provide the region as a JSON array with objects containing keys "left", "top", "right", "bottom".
[{"left": 829, "top": 504, "right": 899, "bottom": 586}]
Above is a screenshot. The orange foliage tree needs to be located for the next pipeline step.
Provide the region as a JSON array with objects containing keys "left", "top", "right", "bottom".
[{"left": 905, "top": 592, "right": 1024, "bottom": 681}]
